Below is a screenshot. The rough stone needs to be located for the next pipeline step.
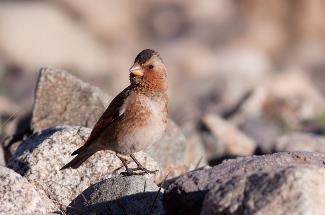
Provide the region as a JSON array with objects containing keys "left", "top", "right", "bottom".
[
  {"left": 240, "top": 118, "right": 281, "bottom": 154},
  {"left": 275, "top": 132, "right": 325, "bottom": 153},
  {"left": 0, "top": 145, "right": 5, "bottom": 166},
  {"left": 68, "top": 175, "right": 164, "bottom": 215},
  {"left": 163, "top": 151, "right": 325, "bottom": 215},
  {"left": 0, "top": 166, "right": 56, "bottom": 214},
  {"left": 201, "top": 166, "right": 325, "bottom": 215},
  {"left": 182, "top": 123, "right": 208, "bottom": 168},
  {"left": 7, "top": 126, "right": 159, "bottom": 209},
  {"left": 201, "top": 114, "right": 256, "bottom": 157},
  {"left": 146, "top": 120, "right": 194, "bottom": 183},
  {"left": 232, "top": 70, "right": 325, "bottom": 129},
  {"left": 31, "top": 68, "right": 111, "bottom": 131},
  {"left": 145, "top": 121, "right": 186, "bottom": 168}
]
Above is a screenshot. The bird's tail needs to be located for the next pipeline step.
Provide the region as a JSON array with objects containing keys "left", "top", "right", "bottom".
[{"left": 60, "top": 147, "right": 95, "bottom": 170}]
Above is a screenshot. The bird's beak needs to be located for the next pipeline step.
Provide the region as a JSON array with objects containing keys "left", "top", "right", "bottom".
[{"left": 129, "top": 64, "right": 144, "bottom": 77}]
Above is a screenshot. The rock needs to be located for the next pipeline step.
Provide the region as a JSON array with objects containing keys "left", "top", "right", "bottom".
[
  {"left": 201, "top": 165, "right": 325, "bottom": 215},
  {"left": 154, "top": 122, "right": 209, "bottom": 183},
  {"left": 0, "top": 145, "right": 5, "bottom": 166},
  {"left": 155, "top": 164, "right": 191, "bottom": 185},
  {"left": 201, "top": 114, "right": 256, "bottom": 157},
  {"left": 163, "top": 151, "right": 325, "bottom": 215},
  {"left": 0, "top": 166, "right": 56, "bottom": 213},
  {"left": 0, "top": 2, "right": 108, "bottom": 73},
  {"left": 199, "top": 121, "right": 226, "bottom": 161},
  {"left": 232, "top": 70, "right": 325, "bottom": 129},
  {"left": 240, "top": 118, "right": 281, "bottom": 154},
  {"left": 68, "top": 175, "right": 164, "bottom": 215},
  {"left": 31, "top": 68, "right": 111, "bottom": 131},
  {"left": 145, "top": 121, "right": 186, "bottom": 169},
  {"left": 146, "top": 120, "right": 195, "bottom": 183},
  {"left": 182, "top": 123, "right": 208, "bottom": 168},
  {"left": 275, "top": 132, "right": 325, "bottom": 153},
  {"left": 7, "top": 126, "right": 159, "bottom": 209}
]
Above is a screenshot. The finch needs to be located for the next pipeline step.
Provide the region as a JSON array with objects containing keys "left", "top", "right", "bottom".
[{"left": 61, "top": 49, "right": 168, "bottom": 175}]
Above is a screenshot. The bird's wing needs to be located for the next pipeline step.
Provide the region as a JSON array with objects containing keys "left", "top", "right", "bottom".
[{"left": 72, "top": 86, "right": 132, "bottom": 154}]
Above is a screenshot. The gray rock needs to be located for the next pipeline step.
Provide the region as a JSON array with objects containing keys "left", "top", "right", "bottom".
[
  {"left": 0, "top": 144, "right": 4, "bottom": 166},
  {"left": 153, "top": 122, "right": 208, "bottom": 184},
  {"left": 275, "top": 132, "right": 325, "bottom": 153},
  {"left": 7, "top": 126, "right": 159, "bottom": 209},
  {"left": 182, "top": 123, "right": 208, "bottom": 168},
  {"left": 0, "top": 166, "right": 56, "bottom": 214},
  {"left": 201, "top": 166, "right": 325, "bottom": 215},
  {"left": 231, "top": 71, "right": 325, "bottom": 130},
  {"left": 240, "top": 118, "right": 281, "bottom": 153},
  {"left": 68, "top": 175, "right": 164, "bottom": 215},
  {"left": 201, "top": 114, "right": 256, "bottom": 157},
  {"left": 163, "top": 151, "right": 325, "bottom": 215},
  {"left": 146, "top": 120, "right": 186, "bottom": 168},
  {"left": 31, "top": 67, "right": 111, "bottom": 131}
]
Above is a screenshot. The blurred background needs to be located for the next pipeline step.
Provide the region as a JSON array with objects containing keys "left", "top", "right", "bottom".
[{"left": 1, "top": 0, "right": 325, "bottom": 165}]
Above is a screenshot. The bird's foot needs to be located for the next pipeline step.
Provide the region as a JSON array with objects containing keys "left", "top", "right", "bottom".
[
  {"left": 133, "top": 166, "right": 159, "bottom": 174},
  {"left": 120, "top": 167, "right": 158, "bottom": 176}
]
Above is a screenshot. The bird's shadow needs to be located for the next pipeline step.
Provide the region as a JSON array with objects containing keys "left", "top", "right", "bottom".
[{"left": 66, "top": 179, "right": 164, "bottom": 215}]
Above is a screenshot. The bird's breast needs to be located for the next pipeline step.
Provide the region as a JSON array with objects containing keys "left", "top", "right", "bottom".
[{"left": 113, "top": 94, "right": 167, "bottom": 154}]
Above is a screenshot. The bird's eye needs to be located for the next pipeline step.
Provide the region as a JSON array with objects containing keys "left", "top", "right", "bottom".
[{"left": 148, "top": 65, "right": 154, "bottom": 69}]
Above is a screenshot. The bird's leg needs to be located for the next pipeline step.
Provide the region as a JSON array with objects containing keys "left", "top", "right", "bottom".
[
  {"left": 130, "top": 154, "right": 158, "bottom": 174},
  {"left": 116, "top": 153, "right": 134, "bottom": 175}
]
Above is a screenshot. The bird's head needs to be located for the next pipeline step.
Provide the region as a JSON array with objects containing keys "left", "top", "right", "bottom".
[{"left": 129, "top": 49, "right": 167, "bottom": 92}]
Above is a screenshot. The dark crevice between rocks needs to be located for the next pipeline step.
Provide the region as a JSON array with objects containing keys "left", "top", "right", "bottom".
[
  {"left": 208, "top": 155, "right": 240, "bottom": 167},
  {"left": 163, "top": 190, "right": 208, "bottom": 215}
]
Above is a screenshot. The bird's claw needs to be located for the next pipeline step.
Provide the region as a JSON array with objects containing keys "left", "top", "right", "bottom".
[{"left": 120, "top": 167, "right": 158, "bottom": 176}]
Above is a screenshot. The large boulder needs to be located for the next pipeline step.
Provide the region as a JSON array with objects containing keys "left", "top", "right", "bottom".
[
  {"left": 163, "top": 151, "right": 325, "bottom": 215},
  {"left": 202, "top": 166, "right": 325, "bottom": 215},
  {"left": 0, "top": 166, "right": 56, "bottom": 214},
  {"left": 68, "top": 175, "right": 164, "bottom": 215},
  {"left": 31, "top": 68, "right": 110, "bottom": 131},
  {"left": 7, "top": 126, "right": 159, "bottom": 209}
]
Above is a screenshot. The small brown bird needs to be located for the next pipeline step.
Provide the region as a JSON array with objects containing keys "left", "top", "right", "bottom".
[{"left": 61, "top": 49, "right": 168, "bottom": 175}]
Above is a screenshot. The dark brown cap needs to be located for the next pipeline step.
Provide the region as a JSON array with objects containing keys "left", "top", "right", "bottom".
[{"left": 134, "top": 49, "right": 160, "bottom": 64}]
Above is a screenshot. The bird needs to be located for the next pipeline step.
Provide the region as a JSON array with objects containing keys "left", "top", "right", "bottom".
[{"left": 61, "top": 49, "right": 168, "bottom": 175}]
